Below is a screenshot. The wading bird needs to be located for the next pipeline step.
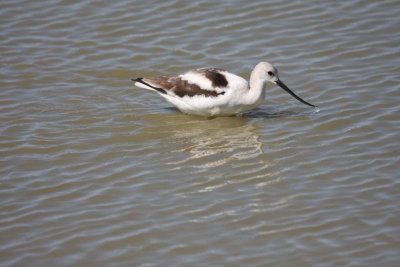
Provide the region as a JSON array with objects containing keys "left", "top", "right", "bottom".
[{"left": 132, "top": 62, "right": 316, "bottom": 116}]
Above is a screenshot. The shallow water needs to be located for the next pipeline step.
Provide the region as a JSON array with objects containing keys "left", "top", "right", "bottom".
[{"left": 1, "top": 0, "right": 399, "bottom": 266}]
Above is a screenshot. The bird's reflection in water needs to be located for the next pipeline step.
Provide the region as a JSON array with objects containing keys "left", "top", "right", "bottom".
[
  {"left": 144, "top": 111, "right": 272, "bottom": 172},
  {"left": 170, "top": 116, "right": 263, "bottom": 169},
  {"left": 141, "top": 109, "right": 302, "bottom": 191},
  {"left": 144, "top": 105, "right": 315, "bottom": 173},
  {"left": 143, "top": 107, "right": 310, "bottom": 172}
]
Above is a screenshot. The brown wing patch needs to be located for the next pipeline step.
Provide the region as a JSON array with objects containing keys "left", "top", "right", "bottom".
[
  {"left": 196, "top": 68, "right": 228, "bottom": 88},
  {"left": 144, "top": 76, "right": 225, "bottom": 98}
]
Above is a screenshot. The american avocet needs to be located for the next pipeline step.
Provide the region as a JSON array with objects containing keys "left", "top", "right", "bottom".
[{"left": 132, "top": 62, "right": 316, "bottom": 116}]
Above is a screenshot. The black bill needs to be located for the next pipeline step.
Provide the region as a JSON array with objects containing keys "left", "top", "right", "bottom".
[{"left": 275, "top": 79, "right": 316, "bottom": 108}]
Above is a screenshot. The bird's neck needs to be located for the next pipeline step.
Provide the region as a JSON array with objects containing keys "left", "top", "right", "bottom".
[{"left": 247, "top": 71, "right": 266, "bottom": 104}]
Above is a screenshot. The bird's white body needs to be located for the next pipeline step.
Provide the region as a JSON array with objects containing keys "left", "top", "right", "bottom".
[
  {"left": 133, "top": 62, "right": 315, "bottom": 116},
  {"left": 159, "top": 71, "right": 261, "bottom": 116}
]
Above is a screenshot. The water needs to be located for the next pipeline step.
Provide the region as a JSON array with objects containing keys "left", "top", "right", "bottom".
[{"left": 1, "top": 0, "right": 399, "bottom": 266}]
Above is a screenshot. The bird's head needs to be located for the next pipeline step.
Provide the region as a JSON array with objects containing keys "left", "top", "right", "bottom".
[{"left": 256, "top": 62, "right": 316, "bottom": 108}]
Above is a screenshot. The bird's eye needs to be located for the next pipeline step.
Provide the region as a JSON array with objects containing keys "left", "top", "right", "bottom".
[{"left": 267, "top": 71, "right": 274, "bottom": 76}]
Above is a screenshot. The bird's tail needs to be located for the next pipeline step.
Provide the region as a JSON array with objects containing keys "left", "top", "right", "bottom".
[{"left": 131, "top": 77, "right": 166, "bottom": 95}]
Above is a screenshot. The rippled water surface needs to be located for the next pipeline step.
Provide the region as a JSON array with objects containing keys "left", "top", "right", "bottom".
[{"left": 1, "top": 0, "right": 400, "bottom": 266}]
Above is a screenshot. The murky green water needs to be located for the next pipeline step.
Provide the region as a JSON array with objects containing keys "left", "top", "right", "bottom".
[{"left": 1, "top": 0, "right": 399, "bottom": 266}]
